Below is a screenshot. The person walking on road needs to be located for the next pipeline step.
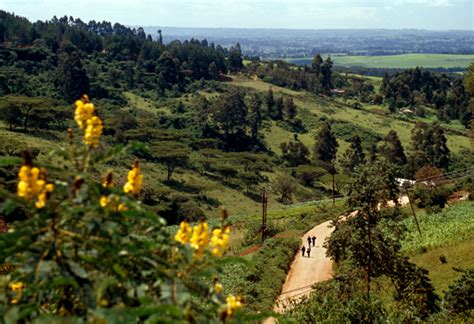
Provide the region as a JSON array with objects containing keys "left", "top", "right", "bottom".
[
  {"left": 301, "top": 245, "right": 306, "bottom": 257},
  {"left": 307, "top": 245, "right": 311, "bottom": 258},
  {"left": 307, "top": 236, "right": 312, "bottom": 247},
  {"left": 312, "top": 235, "right": 316, "bottom": 247}
]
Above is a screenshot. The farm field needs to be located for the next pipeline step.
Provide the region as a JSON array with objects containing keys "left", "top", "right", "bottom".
[{"left": 286, "top": 53, "right": 474, "bottom": 69}]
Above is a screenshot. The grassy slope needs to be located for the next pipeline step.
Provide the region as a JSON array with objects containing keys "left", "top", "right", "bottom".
[
  {"left": 231, "top": 75, "right": 471, "bottom": 154},
  {"left": 287, "top": 53, "right": 474, "bottom": 69}
]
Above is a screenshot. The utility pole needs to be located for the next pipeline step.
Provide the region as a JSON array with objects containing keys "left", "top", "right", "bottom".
[
  {"left": 404, "top": 185, "right": 422, "bottom": 236},
  {"left": 261, "top": 188, "right": 268, "bottom": 243}
]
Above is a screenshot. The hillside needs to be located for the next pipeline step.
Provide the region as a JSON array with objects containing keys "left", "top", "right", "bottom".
[{"left": 0, "top": 10, "right": 473, "bottom": 322}]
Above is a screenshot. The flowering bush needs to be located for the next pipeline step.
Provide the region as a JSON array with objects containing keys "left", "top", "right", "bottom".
[{"left": 0, "top": 97, "right": 244, "bottom": 322}]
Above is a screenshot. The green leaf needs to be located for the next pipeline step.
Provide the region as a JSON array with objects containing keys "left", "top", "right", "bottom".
[{"left": 0, "top": 156, "right": 22, "bottom": 167}]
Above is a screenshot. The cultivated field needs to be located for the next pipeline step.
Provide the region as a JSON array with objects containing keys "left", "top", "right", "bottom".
[{"left": 287, "top": 53, "right": 474, "bottom": 69}]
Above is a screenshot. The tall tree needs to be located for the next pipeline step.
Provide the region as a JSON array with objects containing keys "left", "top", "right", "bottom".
[
  {"left": 380, "top": 130, "right": 407, "bottom": 167},
  {"left": 431, "top": 123, "right": 450, "bottom": 170},
  {"left": 214, "top": 89, "right": 247, "bottom": 138},
  {"left": 248, "top": 93, "right": 263, "bottom": 141},
  {"left": 266, "top": 87, "right": 275, "bottom": 116},
  {"left": 313, "top": 122, "right": 338, "bottom": 164},
  {"left": 311, "top": 54, "right": 323, "bottom": 76},
  {"left": 341, "top": 135, "right": 365, "bottom": 173},
  {"left": 56, "top": 51, "right": 89, "bottom": 102},
  {"left": 321, "top": 56, "right": 333, "bottom": 91},
  {"left": 283, "top": 97, "right": 297, "bottom": 121},
  {"left": 228, "top": 43, "right": 243, "bottom": 71}
]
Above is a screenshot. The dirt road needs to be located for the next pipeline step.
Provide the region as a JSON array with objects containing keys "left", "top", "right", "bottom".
[{"left": 273, "top": 196, "right": 410, "bottom": 313}]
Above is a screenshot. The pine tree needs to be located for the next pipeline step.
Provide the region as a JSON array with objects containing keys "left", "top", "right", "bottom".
[
  {"left": 283, "top": 97, "right": 297, "bottom": 121},
  {"left": 272, "top": 97, "right": 284, "bottom": 120},
  {"left": 266, "top": 87, "right": 275, "bottom": 116},
  {"left": 248, "top": 94, "right": 263, "bottom": 141},
  {"left": 56, "top": 51, "right": 89, "bottom": 102},
  {"left": 311, "top": 54, "right": 323, "bottom": 76},
  {"left": 431, "top": 123, "right": 450, "bottom": 170},
  {"left": 380, "top": 130, "right": 407, "bottom": 166},
  {"left": 341, "top": 135, "right": 365, "bottom": 173},
  {"left": 313, "top": 122, "right": 338, "bottom": 163}
]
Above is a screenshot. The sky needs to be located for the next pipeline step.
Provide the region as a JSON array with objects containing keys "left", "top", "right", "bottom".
[{"left": 0, "top": 0, "right": 473, "bottom": 30}]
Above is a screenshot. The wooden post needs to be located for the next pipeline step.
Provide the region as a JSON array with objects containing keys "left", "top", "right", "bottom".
[
  {"left": 332, "top": 172, "right": 336, "bottom": 206},
  {"left": 262, "top": 188, "right": 267, "bottom": 243},
  {"left": 405, "top": 186, "right": 422, "bottom": 236}
]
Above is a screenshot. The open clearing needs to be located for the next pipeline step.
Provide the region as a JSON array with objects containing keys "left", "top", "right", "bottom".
[{"left": 286, "top": 53, "right": 474, "bottom": 69}]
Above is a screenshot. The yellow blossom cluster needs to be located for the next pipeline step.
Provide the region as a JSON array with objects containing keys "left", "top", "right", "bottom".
[
  {"left": 84, "top": 116, "right": 103, "bottom": 148},
  {"left": 190, "top": 222, "right": 210, "bottom": 258},
  {"left": 17, "top": 165, "right": 54, "bottom": 209},
  {"left": 10, "top": 282, "right": 24, "bottom": 305},
  {"left": 123, "top": 161, "right": 143, "bottom": 195},
  {"left": 225, "top": 294, "right": 243, "bottom": 317},
  {"left": 74, "top": 95, "right": 103, "bottom": 148},
  {"left": 213, "top": 282, "right": 223, "bottom": 294},
  {"left": 99, "top": 172, "right": 127, "bottom": 211},
  {"left": 99, "top": 195, "right": 127, "bottom": 212},
  {"left": 175, "top": 221, "right": 230, "bottom": 258},
  {"left": 210, "top": 226, "right": 230, "bottom": 257},
  {"left": 174, "top": 221, "right": 192, "bottom": 244}
]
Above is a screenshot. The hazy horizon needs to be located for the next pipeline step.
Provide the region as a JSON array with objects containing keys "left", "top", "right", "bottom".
[{"left": 1, "top": 0, "right": 472, "bottom": 30}]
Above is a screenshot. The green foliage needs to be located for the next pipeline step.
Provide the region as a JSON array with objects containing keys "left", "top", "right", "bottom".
[
  {"left": 402, "top": 201, "right": 474, "bottom": 253},
  {"left": 313, "top": 122, "right": 338, "bottom": 164},
  {"left": 443, "top": 268, "right": 474, "bottom": 315},
  {"left": 243, "top": 237, "right": 300, "bottom": 312}
]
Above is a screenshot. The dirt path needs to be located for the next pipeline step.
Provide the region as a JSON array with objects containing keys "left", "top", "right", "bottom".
[{"left": 273, "top": 196, "right": 410, "bottom": 313}]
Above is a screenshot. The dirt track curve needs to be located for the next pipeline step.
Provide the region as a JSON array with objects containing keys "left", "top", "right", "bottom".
[{"left": 273, "top": 196, "right": 410, "bottom": 313}]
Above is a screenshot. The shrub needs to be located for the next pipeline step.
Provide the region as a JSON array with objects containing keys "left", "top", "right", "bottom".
[{"left": 0, "top": 97, "right": 247, "bottom": 322}]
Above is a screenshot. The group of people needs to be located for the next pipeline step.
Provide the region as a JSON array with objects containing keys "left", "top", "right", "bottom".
[{"left": 301, "top": 235, "right": 317, "bottom": 258}]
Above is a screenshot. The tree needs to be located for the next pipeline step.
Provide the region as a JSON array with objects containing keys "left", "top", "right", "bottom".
[
  {"left": 248, "top": 93, "right": 263, "bottom": 141},
  {"left": 431, "top": 123, "right": 450, "bottom": 170},
  {"left": 311, "top": 54, "right": 323, "bottom": 76},
  {"left": 156, "top": 51, "right": 180, "bottom": 87},
  {"left": 152, "top": 142, "right": 190, "bottom": 181},
  {"left": 274, "top": 175, "right": 297, "bottom": 203},
  {"left": 280, "top": 139, "right": 310, "bottom": 167},
  {"left": 313, "top": 122, "right": 338, "bottom": 164},
  {"left": 283, "top": 97, "right": 297, "bottom": 121},
  {"left": 271, "top": 96, "right": 284, "bottom": 120},
  {"left": 266, "top": 87, "right": 275, "bottom": 116},
  {"left": 321, "top": 56, "right": 333, "bottom": 91},
  {"left": 341, "top": 135, "right": 365, "bottom": 173},
  {"left": 380, "top": 130, "right": 407, "bottom": 167},
  {"left": 228, "top": 43, "right": 243, "bottom": 70},
  {"left": 56, "top": 51, "right": 89, "bottom": 102},
  {"left": 214, "top": 89, "right": 248, "bottom": 145}
]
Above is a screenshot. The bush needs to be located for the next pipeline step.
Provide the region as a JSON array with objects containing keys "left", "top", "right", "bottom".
[
  {"left": 0, "top": 97, "right": 247, "bottom": 322},
  {"left": 443, "top": 268, "right": 474, "bottom": 315}
]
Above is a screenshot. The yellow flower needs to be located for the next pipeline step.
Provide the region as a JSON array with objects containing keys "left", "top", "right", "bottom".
[
  {"left": 100, "top": 194, "right": 127, "bottom": 212},
  {"left": 74, "top": 98, "right": 95, "bottom": 130},
  {"left": 225, "top": 294, "right": 243, "bottom": 317},
  {"left": 190, "top": 222, "right": 210, "bottom": 259},
  {"left": 84, "top": 115, "right": 103, "bottom": 148},
  {"left": 175, "top": 221, "right": 192, "bottom": 244},
  {"left": 35, "top": 183, "right": 54, "bottom": 209},
  {"left": 123, "top": 161, "right": 143, "bottom": 195},
  {"left": 210, "top": 226, "right": 230, "bottom": 257},
  {"left": 10, "top": 282, "right": 24, "bottom": 305},
  {"left": 99, "top": 195, "right": 108, "bottom": 207},
  {"left": 214, "top": 282, "right": 223, "bottom": 294},
  {"left": 17, "top": 165, "right": 53, "bottom": 208}
]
